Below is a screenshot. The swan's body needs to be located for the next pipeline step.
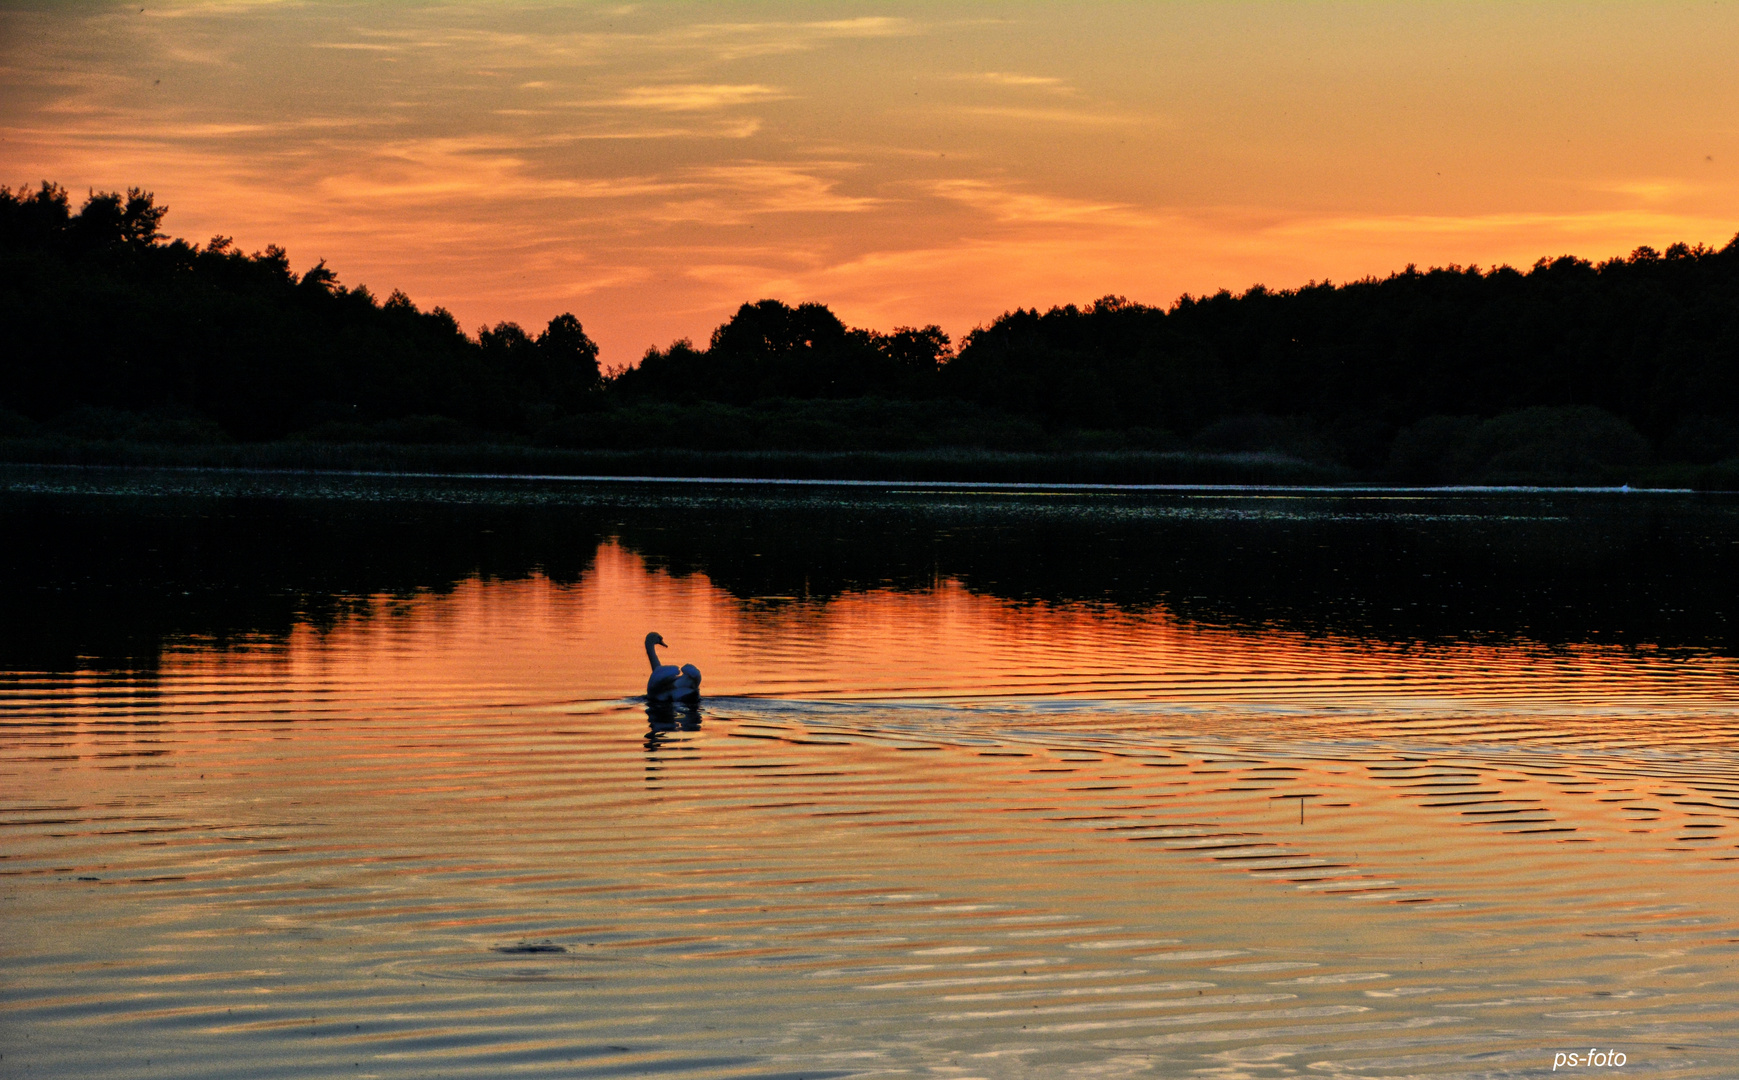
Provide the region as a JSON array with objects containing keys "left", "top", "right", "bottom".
[{"left": 644, "top": 632, "right": 701, "bottom": 703}]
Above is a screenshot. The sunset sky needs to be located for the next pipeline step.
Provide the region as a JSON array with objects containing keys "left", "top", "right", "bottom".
[{"left": 4, "top": 1, "right": 1737, "bottom": 365}]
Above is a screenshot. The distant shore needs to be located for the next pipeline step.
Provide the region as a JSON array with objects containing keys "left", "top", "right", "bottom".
[
  {"left": 3, "top": 437, "right": 1735, "bottom": 490},
  {"left": 12, "top": 185, "right": 1739, "bottom": 493}
]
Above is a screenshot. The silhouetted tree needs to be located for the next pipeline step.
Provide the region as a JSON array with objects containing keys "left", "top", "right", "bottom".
[
  {"left": 6, "top": 178, "right": 1739, "bottom": 477},
  {"left": 944, "top": 245, "right": 1739, "bottom": 467},
  {"left": 875, "top": 325, "right": 953, "bottom": 374},
  {"left": 537, "top": 312, "right": 603, "bottom": 399},
  {"left": 0, "top": 182, "right": 586, "bottom": 440},
  {"left": 617, "top": 300, "right": 948, "bottom": 403}
]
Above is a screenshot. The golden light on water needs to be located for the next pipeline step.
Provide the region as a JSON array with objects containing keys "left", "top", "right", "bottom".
[
  {"left": 10, "top": 532, "right": 1739, "bottom": 1077},
  {"left": 124, "top": 539, "right": 1739, "bottom": 731},
  {"left": 4, "top": 2, "right": 1737, "bottom": 362}
]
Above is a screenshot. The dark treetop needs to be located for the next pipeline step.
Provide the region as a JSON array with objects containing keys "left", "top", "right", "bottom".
[{"left": 4, "top": 182, "right": 1739, "bottom": 482}]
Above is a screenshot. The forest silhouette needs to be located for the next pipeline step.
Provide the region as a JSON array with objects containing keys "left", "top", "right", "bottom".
[{"left": 5, "top": 181, "right": 1739, "bottom": 484}]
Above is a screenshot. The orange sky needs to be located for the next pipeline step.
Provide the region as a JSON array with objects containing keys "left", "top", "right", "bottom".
[{"left": 4, "top": 2, "right": 1737, "bottom": 365}]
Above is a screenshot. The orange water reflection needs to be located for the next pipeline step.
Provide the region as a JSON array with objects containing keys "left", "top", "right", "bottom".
[
  {"left": 134, "top": 539, "right": 1739, "bottom": 732},
  {"left": 8, "top": 540, "right": 1739, "bottom": 1078}
]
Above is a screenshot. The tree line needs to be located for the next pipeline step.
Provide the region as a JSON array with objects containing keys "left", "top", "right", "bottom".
[
  {"left": 0, "top": 183, "right": 600, "bottom": 442},
  {"left": 4, "top": 181, "right": 1738, "bottom": 481}
]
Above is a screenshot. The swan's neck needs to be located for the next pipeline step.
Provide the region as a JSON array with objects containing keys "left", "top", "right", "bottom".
[{"left": 646, "top": 641, "right": 662, "bottom": 671}]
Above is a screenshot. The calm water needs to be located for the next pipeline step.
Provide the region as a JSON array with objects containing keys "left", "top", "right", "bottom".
[{"left": 2, "top": 468, "right": 1737, "bottom": 1079}]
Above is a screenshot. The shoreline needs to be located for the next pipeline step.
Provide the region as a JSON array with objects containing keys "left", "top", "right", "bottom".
[
  {"left": 0, "top": 464, "right": 1722, "bottom": 499},
  {"left": 0, "top": 438, "right": 1732, "bottom": 492}
]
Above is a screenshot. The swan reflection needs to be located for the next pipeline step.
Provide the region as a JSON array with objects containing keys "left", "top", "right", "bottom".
[
  {"left": 645, "top": 699, "right": 704, "bottom": 733},
  {"left": 643, "top": 701, "right": 704, "bottom": 788}
]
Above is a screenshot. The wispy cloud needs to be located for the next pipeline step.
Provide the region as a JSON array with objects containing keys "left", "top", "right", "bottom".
[
  {"left": 1269, "top": 208, "right": 1731, "bottom": 242},
  {"left": 802, "top": 17, "right": 911, "bottom": 37},
  {"left": 1588, "top": 178, "right": 1706, "bottom": 203},
  {"left": 650, "top": 162, "right": 881, "bottom": 223},
  {"left": 294, "top": 16, "right": 917, "bottom": 71},
  {"left": 928, "top": 179, "right": 1137, "bottom": 225},
  {"left": 147, "top": 0, "right": 302, "bottom": 16},
  {"left": 952, "top": 71, "right": 1075, "bottom": 93},
  {"left": 607, "top": 84, "right": 788, "bottom": 112},
  {"left": 671, "top": 16, "right": 917, "bottom": 60},
  {"left": 950, "top": 105, "right": 1147, "bottom": 129},
  {"left": 7, "top": 114, "right": 387, "bottom": 142}
]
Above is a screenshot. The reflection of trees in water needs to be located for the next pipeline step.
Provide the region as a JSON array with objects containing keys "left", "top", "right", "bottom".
[
  {"left": 0, "top": 492, "right": 606, "bottom": 670},
  {"left": 609, "top": 493, "right": 1739, "bottom": 655},
  {"left": 3, "top": 486, "right": 1736, "bottom": 671}
]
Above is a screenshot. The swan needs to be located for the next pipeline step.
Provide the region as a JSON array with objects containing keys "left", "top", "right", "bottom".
[{"left": 644, "top": 632, "right": 701, "bottom": 703}]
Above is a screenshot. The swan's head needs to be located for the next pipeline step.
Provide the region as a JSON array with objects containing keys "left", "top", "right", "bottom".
[{"left": 645, "top": 631, "right": 667, "bottom": 650}]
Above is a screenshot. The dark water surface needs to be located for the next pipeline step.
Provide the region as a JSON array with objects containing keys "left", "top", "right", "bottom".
[{"left": 2, "top": 467, "right": 1736, "bottom": 1078}]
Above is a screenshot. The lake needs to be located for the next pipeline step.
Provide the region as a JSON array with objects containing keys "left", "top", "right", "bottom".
[{"left": 2, "top": 467, "right": 1736, "bottom": 1079}]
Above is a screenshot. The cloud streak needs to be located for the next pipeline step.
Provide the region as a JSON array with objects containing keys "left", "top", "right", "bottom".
[
  {"left": 606, "top": 84, "right": 789, "bottom": 111},
  {"left": 952, "top": 71, "right": 1075, "bottom": 92}
]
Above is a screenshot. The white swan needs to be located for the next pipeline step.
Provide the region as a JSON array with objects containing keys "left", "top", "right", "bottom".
[{"left": 644, "top": 632, "right": 701, "bottom": 703}]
